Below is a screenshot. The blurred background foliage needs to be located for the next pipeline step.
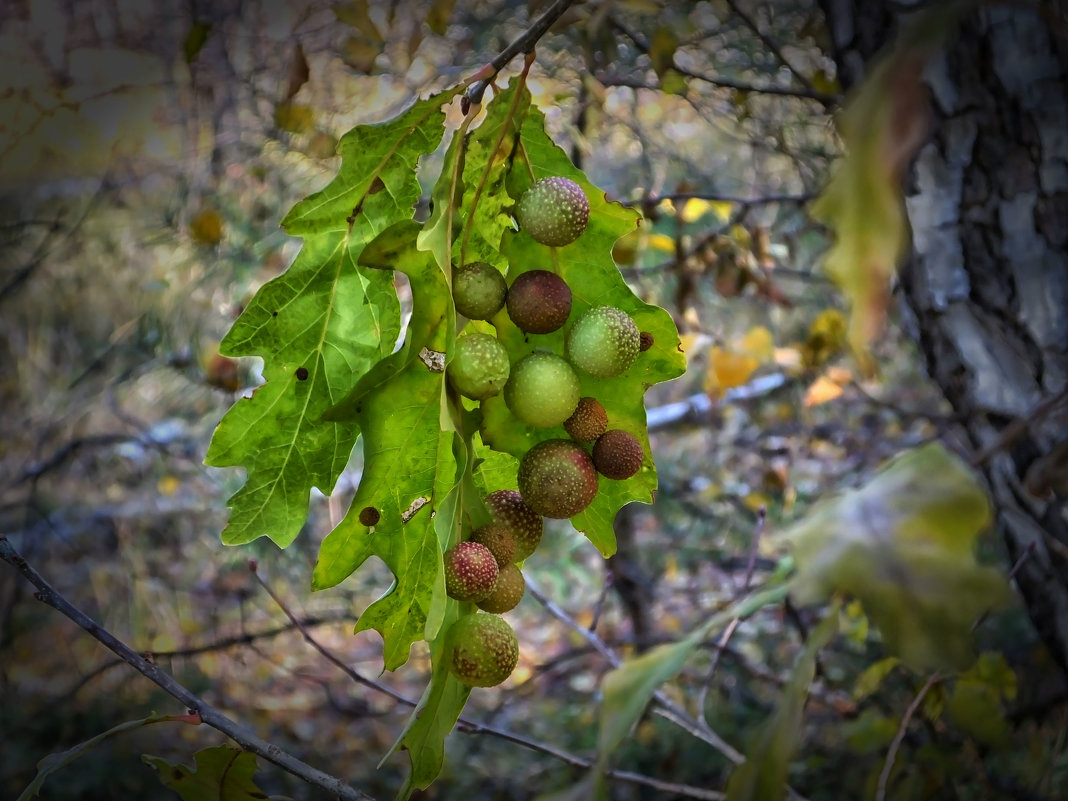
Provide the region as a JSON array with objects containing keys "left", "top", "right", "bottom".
[{"left": 1, "top": 1, "right": 1065, "bottom": 800}]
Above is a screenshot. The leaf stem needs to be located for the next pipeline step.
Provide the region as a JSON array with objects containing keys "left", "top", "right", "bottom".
[
  {"left": 463, "top": 0, "right": 577, "bottom": 107},
  {"left": 0, "top": 536, "right": 377, "bottom": 801}
]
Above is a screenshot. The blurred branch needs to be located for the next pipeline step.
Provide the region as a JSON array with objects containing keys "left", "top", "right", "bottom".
[
  {"left": 250, "top": 563, "right": 726, "bottom": 800},
  {"left": 1, "top": 181, "right": 106, "bottom": 303},
  {"left": 722, "top": 0, "right": 833, "bottom": 105},
  {"left": 55, "top": 611, "right": 357, "bottom": 702},
  {"left": 249, "top": 561, "right": 414, "bottom": 706},
  {"left": 646, "top": 373, "right": 791, "bottom": 432},
  {"left": 639, "top": 190, "right": 816, "bottom": 206},
  {"left": 876, "top": 672, "right": 943, "bottom": 801},
  {"left": 970, "top": 388, "right": 1068, "bottom": 469},
  {"left": 525, "top": 575, "right": 746, "bottom": 764},
  {"left": 0, "top": 536, "right": 377, "bottom": 801},
  {"left": 606, "top": 16, "right": 837, "bottom": 104},
  {"left": 464, "top": 0, "right": 577, "bottom": 107}
]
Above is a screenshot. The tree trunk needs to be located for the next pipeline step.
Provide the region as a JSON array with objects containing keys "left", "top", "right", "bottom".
[{"left": 820, "top": 0, "right": 1068, "bottom": 673}]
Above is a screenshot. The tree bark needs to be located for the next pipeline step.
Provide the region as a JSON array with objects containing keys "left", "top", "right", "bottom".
[{"left": 819, "top": 0, "right": 1068, "bottom": 673}]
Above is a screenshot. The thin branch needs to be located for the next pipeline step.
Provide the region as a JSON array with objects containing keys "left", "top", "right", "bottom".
[
  {"left": 56, "top": 612, "right": 357, "bottom": 702},
  {"left": 249, "top": 562, "right": 414, "bottom": 706},
  {"left": 970, "top": 388, "right": 1068, "bottom": 468},
  {"left": 722, "top": 0, "right": 831, "bottom": 104},
  {"left": 525, "top": 576, "right": 745, "bottom": 764},
  {"left": 639, "top": 190, "right": 817, "bottom": 207},
  {"left": 251, "top": 564, "right": 724, "bottom": 800},
  {"left": 606, "top": 15, "right": 836, "bottom": 104},
  {"left": 696, "top": 617, "right": 741, "bottom": 727},
  {"left": 876, "top": 672, "right": 943, "bottom": 801},
  {"left": 0, "top": 537, "right": 377, "bottom": 801},
  {"left": 464, "top": 0, "right": 577, "bottom": 107},
  {"left": 741, "top": 505, "right": 767, "bottom": 591}
]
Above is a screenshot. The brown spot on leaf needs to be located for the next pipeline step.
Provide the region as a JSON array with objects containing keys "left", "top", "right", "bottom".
[
  {"left": 295, "top": 366, "right": 309, "bottom": 380},
  {"left": 359, "top": 506, "right": 381, "bottom": 526}
]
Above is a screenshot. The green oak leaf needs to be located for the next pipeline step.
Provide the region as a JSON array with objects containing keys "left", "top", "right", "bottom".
[
  {"left": 775, "top": 442, "right": 1011, "bottom": 671},
  {"left": 206, "top": 88, "right": 459, "bottom": 548},
  {"left": 205, "top": 232, "right": 398, "bottom": 546},
  {"left": 386, "top": 605, "right": 472, "bottom": 799},
  {"left": 479, "top": 91, "right": 685, "bottom": 556},
  {"left": 315, "top": 222, "right": 461, "bottom": 670},
  {"left": 142, "top": 746, "right": 265, "bottom": 801}
]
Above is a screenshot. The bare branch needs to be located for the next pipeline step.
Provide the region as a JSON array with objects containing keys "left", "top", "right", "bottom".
[
  {"left": 876, "top": 672, "right": 943, "bottom": 801},
  {"left": 722, "top": 0, "right": 833, "bottom": 105},
  {"left": 525, "top": 576, "right": 746, "bottom": 764},
  {"left": 251, "top": 564, "right": 724, "bottom": 800},
  {"left": 606, "top": 15, "right": 837, "bottom": 104},
  {"left": 0, "top": 537, "right": 377, "bottom": 801}
]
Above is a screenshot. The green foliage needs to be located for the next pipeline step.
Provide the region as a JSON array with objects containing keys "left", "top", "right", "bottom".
[
  {"left": 207, "top": 69, "right": 684, "bottom": 792},
  {"left": 143, "top": 746, "right": 266, "bottom": 801},
  {"left": 775, "top": 442, "right": 1010, "bottom": 671},
  {"left": 205, "top": 88, "right": 462, "bottom": 547},
  {"left": 725, "top": 605, "right": 839, "bottom": 801}
]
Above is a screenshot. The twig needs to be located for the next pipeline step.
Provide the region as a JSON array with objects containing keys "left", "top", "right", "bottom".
[
  {"left": 696, "top": 617, "right": 741, "bottom": 727},
  {"left": 722, "top": 0, "right": 832, "bottom": 106},
  {"left": 463, "top": 0, "right": 577, "bottom": 107},
  {"left": 638, "top": 190, "right": 816, "bottom": 207},
  {"left": 876, "top": 672, "right": 943, "bottom": 801},
  {"left": 249, "top": 561, "right": 414, "bottom": 706},
  {"left": 741, "top": 505, "right": 767, "bottom": 591},
  {"left": 525, "top": 576, "right": 745, "bottom": 764},
  {"left": 607, "top": 15, "right": 837, "bottom": 104},
  {"left": 970, "top": 389, "right": 1068, "bottom": 468},
  {"left": 251, "top": 564, "right": 724, "bottom": 800},
  {"left": 57, "top": 612, "right": 358, "bottom": 701},
  {"left": 0, "top": 537, "right": 377, "bottom": 801}
]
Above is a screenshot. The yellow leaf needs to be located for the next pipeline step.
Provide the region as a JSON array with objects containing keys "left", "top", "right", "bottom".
[
  {"left": 742, "top": 492, "right": 769, "bottom": 512},
  {"left": 649, "top": 26, "right": 677, "bottom": 77},
  {"left": 801, "top": 308, "right": 848, "bottom": 368},
  {"left": 274, "top": 102, "right": 315, "bottom": 133},
  {"left": 679, "top": 197, "right": 732, "bottom": 223},
  {"left": 705, "top": 346, "right": 759, "bottom": 396},
  {"left": 157, "top": 475, "right": 181, "bottom": 496},
  {"left": 663, "top": 553, "right": 678, "bottom": 582},
  {"left": 426, "top": 0, "right": 457, "bottom": 34},
  {"left": 189, "top": 209, "right": 223, "bottom": 246},
  {"left": 645, "top": 232, "right": 676, "bottom": 253},
  {"left": 810, "top": 4, "right": 969, "bottom": 372},
  {"left": 739, "top": 325, "right": 774, "bottom": 361},
  {"left": 679, "top": 198, "right": 707, "bottom": 223},
  {"left": 804, "top": 374, "right": 844, "bottom": 407}
]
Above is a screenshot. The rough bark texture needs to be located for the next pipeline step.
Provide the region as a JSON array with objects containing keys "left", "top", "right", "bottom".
[{"left": 820, "top": 0, "right": 1068, "bottom": 673}]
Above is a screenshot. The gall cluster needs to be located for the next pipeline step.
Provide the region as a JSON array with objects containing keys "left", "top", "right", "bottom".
[{"left": 442, "top": 177, "right": 651, "bottom": 688}]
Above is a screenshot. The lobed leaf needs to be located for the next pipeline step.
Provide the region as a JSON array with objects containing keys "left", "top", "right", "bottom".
[
  {"left": 315, "top": 222, "right": 460, "bottom": 669},
  {"left": 205, "top": 89, "right": 458, "bottom": 548},
  {"left": 775, "top": 442, "right": 1011, "bottom": 671},
  {"left": 143, "top": 745, "right": 265, "bottom": 801},
  {"left": 478, "top": 90, "right": 686, "bottom": 556}
]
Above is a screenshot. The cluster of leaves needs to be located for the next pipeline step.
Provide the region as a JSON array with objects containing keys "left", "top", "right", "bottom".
[
  {"left": 200, "top": 4, "right": 1010, "bottom": 798},
  {"left": 205, "top": 64, "right": 684, "bottom": 791}
]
